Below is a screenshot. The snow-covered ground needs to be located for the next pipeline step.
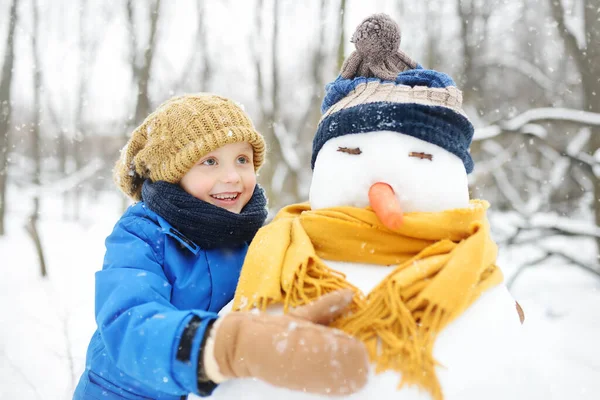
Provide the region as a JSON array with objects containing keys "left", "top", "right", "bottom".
[{"left": 1, "top": 189, "right": 599, "bottom": 399}]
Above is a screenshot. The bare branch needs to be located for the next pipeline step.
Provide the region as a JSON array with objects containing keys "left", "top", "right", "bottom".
[
  {"left": 477, "top": 54, "right": 554, "bottom": 93},
  {"left": 252, "top": 0, "right": 265, "bottom": 119},
  {"left": 491, "top": 167, "right": 528, "bottom": 215},
  {"left": 0, "top": 0, "right": 18, "bottom": 236},
  {"left": 503, "top": 108, "right": 600, "bottom": 130},
  {"left": 473, "top": 138, "right": 521, "bottom": 179},
  {"left": 0, "top": 347, "right": 43, "bottom": 400},
  {"left": 474, "top": 107, "right": 600, "bottom": 141},
  {"left": 337, "top": 0, "right": 347, "bottom": 72},
  {"left": 522, "top": 214, "right": 600, "bottom": 238},
  {"left": 539, "top": 246, "right": 600, "bottom": 278},
  {"left": 17, "top": 159, "right": 105, "bottom": 198},
  {"left": 548, "top": 0, "right": 586, "bottom": 71},
  {"left": 507, "top": 253, "right": 553, "bottom": 289},
  {"left": 507, "top": 247, "right": 600, "bottom": 289},
  {"left": 272, "top": 122, "right": 301, "bottom": 173},
  {"left": 62, "top": 315, "right": 76, "bottom": 390},
  {"left": 537, "top": 139, "right": 596, "bottom": 174}
]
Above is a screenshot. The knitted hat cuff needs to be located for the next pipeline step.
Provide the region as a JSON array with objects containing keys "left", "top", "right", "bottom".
[
  {"left": 143, "top": 125, "right": 266, "bottom": 185},
  {"left": 312, "top": 102, "right": 474, "bottom": 173}
]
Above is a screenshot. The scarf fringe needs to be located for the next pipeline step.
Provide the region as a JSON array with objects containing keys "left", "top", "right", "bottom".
[
  {"left": 334, "top": 278, "right": 448, "bottom": 400},
  {"left": 243, "top": 255, "right": 451, "bottom": 400}
]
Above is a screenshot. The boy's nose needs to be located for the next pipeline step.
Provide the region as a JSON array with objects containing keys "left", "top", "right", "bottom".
[{"left": 221, "top": 166, "right": 241, "bottom": 183}]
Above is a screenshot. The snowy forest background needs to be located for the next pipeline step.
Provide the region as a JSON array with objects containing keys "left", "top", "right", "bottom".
[{"left": 0, "top": 0, "right": 599, "bottom": 399}]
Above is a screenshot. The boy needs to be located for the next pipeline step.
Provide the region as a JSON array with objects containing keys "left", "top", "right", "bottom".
[{"left": 73, "top": 94, "right": 368, "bottom": 399}]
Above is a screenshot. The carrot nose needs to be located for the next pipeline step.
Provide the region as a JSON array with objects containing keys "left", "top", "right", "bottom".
[{"left": 368, "top": 182, "right": 404, "bottom": 230}]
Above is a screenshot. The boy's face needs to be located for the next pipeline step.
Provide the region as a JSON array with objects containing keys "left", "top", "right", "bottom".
[{"left": 180, "top": 142, "right": 257, "bottom": 214}]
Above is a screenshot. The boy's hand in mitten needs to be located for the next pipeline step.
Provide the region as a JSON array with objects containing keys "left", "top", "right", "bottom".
[{"left": 201, "top": 289, "right": 368, "bottom": 396}]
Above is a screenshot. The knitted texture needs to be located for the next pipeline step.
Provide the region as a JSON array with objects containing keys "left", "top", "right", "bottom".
[
  {"left": 312, "top": 102, "right": 474, "bottom": 173},
  {"left": 341, "top": 13, "right": 418, "bottom": 80},
  {"left": 314, "top": 13, "right": 475, "bottom": 174},
  {"left": 141, "top": 180, "right": 268, "bottom": 250},
  {"left": 115, "top": 93, "right": 266, "bottom": 201}
]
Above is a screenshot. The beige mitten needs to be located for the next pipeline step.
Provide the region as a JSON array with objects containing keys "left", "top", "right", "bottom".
[{"left": 202, "top": 289, "right": 368, "bottom": 396}]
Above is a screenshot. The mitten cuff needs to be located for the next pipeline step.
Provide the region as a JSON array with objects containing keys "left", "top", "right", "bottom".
[
  {"left": 172, "top": 312, "right": 218, "bottom": 395},
  {"left": 201, "top": 317, "right": 229, "bottom": 383}
]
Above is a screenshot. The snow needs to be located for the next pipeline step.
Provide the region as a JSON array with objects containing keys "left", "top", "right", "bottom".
[
  {"left": 0, "top": 189, "right": 121, "bottom": 400},
  {"left": 1, "top": 185, "right": 599, "bottom": 399}
]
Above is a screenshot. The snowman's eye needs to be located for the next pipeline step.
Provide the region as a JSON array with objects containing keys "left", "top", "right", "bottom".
[
  {"left": 409, "top": 152, "right": 433, "bottom": 161},
  {"left": 337, "top": 147, "right": 362, "bottom": 155}
]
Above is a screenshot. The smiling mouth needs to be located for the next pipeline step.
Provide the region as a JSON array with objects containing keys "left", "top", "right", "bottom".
[{"left": 210, "top": 192, "right": 240, "bottom": 202}]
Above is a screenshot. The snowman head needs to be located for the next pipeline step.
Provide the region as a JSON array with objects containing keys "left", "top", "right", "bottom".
[
  {"left": 309, "top": 14, "right": 474, "bottom": 229},
  {"left": 310, "top": 130, "right": 470, "bottom": 213}
]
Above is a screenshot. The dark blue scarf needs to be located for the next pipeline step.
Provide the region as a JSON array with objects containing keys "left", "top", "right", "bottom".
[{"left": 141, "top": 180, "right": 268, "bottom": 250}]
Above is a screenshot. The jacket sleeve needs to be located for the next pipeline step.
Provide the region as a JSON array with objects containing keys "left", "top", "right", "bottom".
[{"left": 95, "top": 215, "right": 218, "bottom": 396}]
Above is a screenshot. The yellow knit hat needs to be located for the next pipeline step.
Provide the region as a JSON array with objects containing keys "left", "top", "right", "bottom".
[{"left": 114, "top": 93, "right": 266, "bottom": 201}]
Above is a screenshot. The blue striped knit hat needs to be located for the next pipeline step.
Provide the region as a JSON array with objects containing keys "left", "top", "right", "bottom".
[{"left": 312, "top": 14, "right": 474, "bottom": 173}]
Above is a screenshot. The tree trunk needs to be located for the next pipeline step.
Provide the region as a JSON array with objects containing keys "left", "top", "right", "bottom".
[
  {"left": 295, "top": 0, "right": 328, "bottom": 167},
  {"left": 71, "top": 0, "right": 87, "bottom": 221},
  {"left": 425, "top": 0, "right": 441, "bottom": 70},
  {"left": 337, "top": 0, "right": 347, "bottom": 72},
  {"left": 456, "top": 0, "right": 490, "bottom": 106},
  {"left": 196, "top": 0, "right": 211, "bottom": 91},
  {"left": 28, "top": 0, "right": 47, "bottom": 277},
  {"left": 122, "top": 0, "right": 161, "bottom": 210},
  {"left": 130, "top": 0, "right": 161, "bottom": 127},
  {"left": 0, "top": 0, "right": 18, "bottom": 236},
  {"left": 254, "top": 0, "right": 284, "bottom": 209},
  {"left": 583, "top": 0, "right": 600, "bottom": 253}
]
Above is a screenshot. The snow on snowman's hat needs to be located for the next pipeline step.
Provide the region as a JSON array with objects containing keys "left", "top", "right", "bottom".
[{"left": 312, "top": 13, "right": 474, "bottom": 173}]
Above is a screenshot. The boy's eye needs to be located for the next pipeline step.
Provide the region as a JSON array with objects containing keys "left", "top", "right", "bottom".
[
  {"left": 237, "top": 155, "right": 250, "bottom": 164},
  {"left": 202, "top": 158, "right": 217, "bottom": 166}
]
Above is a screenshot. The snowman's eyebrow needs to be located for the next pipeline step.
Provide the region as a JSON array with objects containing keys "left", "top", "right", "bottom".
[
  {"left": 337, "top": 147, "right": 362, "bottom": 155},
  {"left": 409, "top": 152, "right": 433, "bottom": 161}
]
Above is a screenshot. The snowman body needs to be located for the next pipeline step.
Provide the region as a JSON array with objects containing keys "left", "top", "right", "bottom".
[
  {"left": 213, "top": 265, "right": 523, "bottom": 400},
  {"left": 209, "top": 132, "right": 530, "bottom": 400}
]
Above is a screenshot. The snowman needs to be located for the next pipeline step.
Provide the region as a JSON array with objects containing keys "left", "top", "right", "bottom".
[{"left": 208, "top": 14, "right": 537, "bottom": 400}]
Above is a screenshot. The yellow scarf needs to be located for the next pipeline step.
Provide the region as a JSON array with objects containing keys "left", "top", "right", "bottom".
[{"left": 233, "top": 200, "right": 503, "bottom": 400}]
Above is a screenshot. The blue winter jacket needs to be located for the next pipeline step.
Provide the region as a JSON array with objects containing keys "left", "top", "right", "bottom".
[{"left": 73, "top": 202, "right": 248, "bottom": 399}]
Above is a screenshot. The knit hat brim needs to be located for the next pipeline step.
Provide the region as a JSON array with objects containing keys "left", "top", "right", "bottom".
[
  {"left": 155, "top": 125, "right": 266, "bottom": 185},
  {"left": 312, "top": 102, "right": 474, "bottom": 173}
]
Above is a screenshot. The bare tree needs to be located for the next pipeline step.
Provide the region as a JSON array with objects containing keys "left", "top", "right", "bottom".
[
  {"left": 293, "top": 0, "right": 330, "bottom": 193},
  {"left": 254, "top": 0, "right": 288, "bottom": 210},
  {"left": 119, "top": 0, "right": 161, "bottom": 208},
  {"left": 0, "top": 0, "right": 18, "bottom": 236},
  {"left": 252, "top": 0, "right": 266, "bottom": 127},
  {"left": 474, "top": 106, "right": 600, "bottom": 279},
  {"left": 548, "top": 0, "right": 600, "bottom": 251},
  {"left": 456, "top": 0, "right": 493, "bottom": 106},
  {"left": 170, "top": 0, "right": 211, "bottom": 94},
  {"left": 424, "top": 0, "right": 443, "bottom": 70},
  {"left": 26, "top": 0, "right": 47, "bottom": 277},
  {"left": 68, "top": 0, "right": 94, "bottom": 221},
  {"left": 337, "top": 0, "right": 347, "bottom": 71},
  {"left": 126, "top": 0, "right": 162, "bottom": 128},
  {"left": 196, "top": 0, "right": 211, "bottom": 91}
]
